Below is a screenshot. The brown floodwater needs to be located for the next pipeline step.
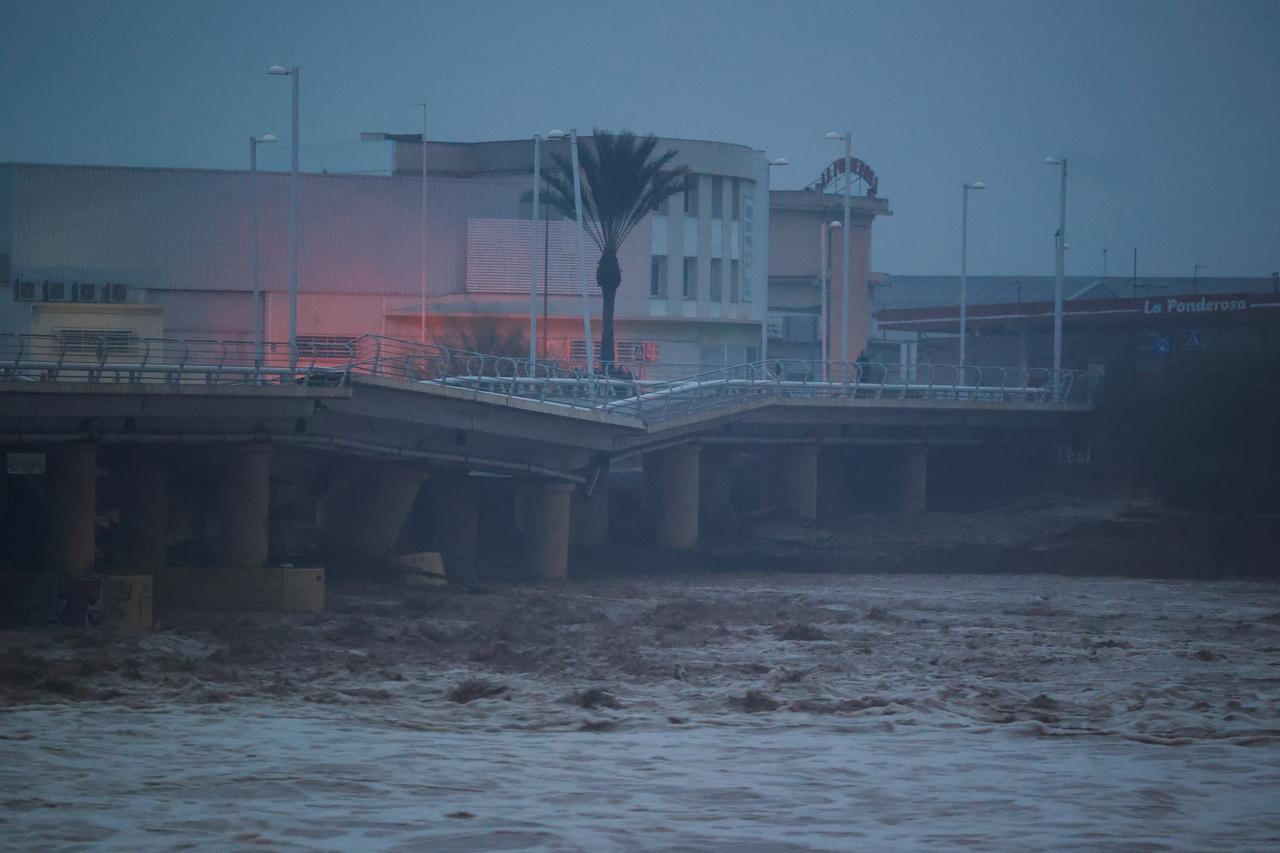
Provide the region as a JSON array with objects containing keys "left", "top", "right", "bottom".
[{"left": 3, "top": 572, "right": 1279, "bottom": 850}]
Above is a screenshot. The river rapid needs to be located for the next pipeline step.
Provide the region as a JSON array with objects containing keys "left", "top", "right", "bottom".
[{"left": 3, "top": 573, "right": 1279, "bottom": 851}]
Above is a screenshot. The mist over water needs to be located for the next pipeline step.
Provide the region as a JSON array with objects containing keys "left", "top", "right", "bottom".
[{"left": 5, "top": 573, "right": 1279, "bottom": 850}]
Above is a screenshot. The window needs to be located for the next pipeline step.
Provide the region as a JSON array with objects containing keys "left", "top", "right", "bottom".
[
  {"left": 731, "top": 179, "right": 741, "bottom": 221},
  {"left": 653, "top": 195, "right": 670, "bottom": 215},
  {"left": 57, "top": 328, "right": 138, "bottom": 355},
  {"left": 13, "top": 280, "right": 37, "bottom": 301},
  {"left": 682, "top": 258, "right": 697, "bottom": 299},
  {"left": 709, "top": 258, "right": 723, "bottom": 302},
  {"left": 650, "top": 256, "right": 667, "bottom": 297},
  {"left": 43, "top": 281, "right": 68, "bottom": 302},
  {"left": 730, "top": 260, "right": 740, "bottom": 303},
  {"left": 297, "top": 335, "right": 358, "bottom": 360},
  {"left": 711, "top": 176, "right": 723, "bottom": 218},
  {"left": 683, "top": 175, "right": 699, "bottom": 216}
]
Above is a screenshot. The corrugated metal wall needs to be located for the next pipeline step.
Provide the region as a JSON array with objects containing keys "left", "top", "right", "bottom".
[
  {"left": 5, "top": 163, "right": 520, "bottom": 298},
  {"left": 466, "top": 219, "right": 602, "bottom": 295}
]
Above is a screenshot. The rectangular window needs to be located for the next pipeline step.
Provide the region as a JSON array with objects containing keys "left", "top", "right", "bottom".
[
  {"left": 683, "top": 175, "right": 699, "bottom": 216},
  {"left": 650, "top": 256, "right": 668, "bottom": 297},
  {"left": 297, "top": 335, "right": 358, "bottom": 360},
  {"left": 682, "top": 257, "right": 697, "bottom": 299},
  {"left": 730, "top": 260, "right": 740, "bottom": 303},
  {"left": 709, "top": 258, "right": 723, "bottom": 302},
  {"left": 731, "top": 179, "right": 741, "bottom": 221},
  {"left": 711, "top": 176, "right": 723, "bottom": 218}
]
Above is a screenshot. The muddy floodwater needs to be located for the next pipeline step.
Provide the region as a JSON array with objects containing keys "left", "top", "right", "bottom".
[{"left": 3, "top": 573, "right": 1280, "bottom": 850}]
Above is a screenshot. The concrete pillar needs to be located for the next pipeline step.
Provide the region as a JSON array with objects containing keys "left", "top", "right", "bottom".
[
  {"left": 570, "top": 464, "right": 610, "bottom": 547},
  {"left": 433, "top": 471, "right": 478, "bottom": 572},
  {"left": 323, "top": 465, "right": 429, "bottom": 559},
  {"left": 118, "top": 451, "right": 169, "bottom": 571},
  {"left": 699, "top": 446, "right": 734, "bottom": 535},
  {"left": 817, "top": 447, "right": 846, "bottom": 521},
  {"left": 44, "top": 443, "right": 97, "bottom": 574},
  {"left": 780, "top": 444, "right": 821, "bottom": 521},
  {"left": 219, "top": 444, "right": 270, "bottom": 567},
  {"left": 525, "top": 481, "right": 574, "bottom": 580},
  {"left": 889, "top": 446, "right": 928, "bottom": 513},
  {"left": 652, "top": 445, "right": 700, "bottom": 550}
]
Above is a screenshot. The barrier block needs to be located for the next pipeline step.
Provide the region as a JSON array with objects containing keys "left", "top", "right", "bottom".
[
  {"left": 394, "top": 552, "right": 447, "bottom": 587},
  {"left": 0, "top": 574, "right": 152, "bottom": 631}
]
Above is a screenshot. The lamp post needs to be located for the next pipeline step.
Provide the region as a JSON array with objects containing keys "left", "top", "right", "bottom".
[
  {"left": 249, "top": 133, "right": 277, "bottom": 366},
  {"left": 760, "top": 157, "right": 789, "bottom": 365},
  {"left": 268, "top": 65, "right": 299, "bottom": 367},
  {"left": 528, "top": 133, "right": 543, "bottom": 372},
  {"left": 826, "top": 131, "right": 853, "bottom": 364},
  {"left": 416, "top": 104, "right": 428, "bottom": 344},
  {"left": 545, "top": 129, "right": 593, "bottom": 377},
  {"left": 1043, "top": 156, "right": 1067, "bottom": 375},
  {"left": 960, "top": 181, "right": 985, "bottom": 369},
  {"left": 820, "top": 220, "right": 841, "bottom": 379}
]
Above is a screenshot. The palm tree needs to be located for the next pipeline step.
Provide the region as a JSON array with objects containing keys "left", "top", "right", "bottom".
[{"left": 540, "top": 130, "right": 687, "bottom": 373}]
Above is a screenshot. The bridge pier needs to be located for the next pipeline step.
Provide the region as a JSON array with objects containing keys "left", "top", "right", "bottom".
[
  {"left": 322, "top": 464, "right": 429, "bottom": 559},
  {"left": 817, "top": 447, "right": 846, "bottom": 520},
  {"left": 570, "top": 465, "right": 610, "bottom": 547},
  {"left": 888, "top": 446, "right": 929, "bottom": 513},
  {"left": 525, "top": 481, "right": 574, "bottom": 580},
  {"left": 44, "top": 443, "right": 97, "bottom": 574},
  {"left": 699, "top": 446, "right": 735, "bottom": 535},
  {"left": 118, "top": 450, "right": 169, "bottom": 571},
  {"left": 218, "top": 444, "right": 270, "bottom": 567},
  {"left": 780, "top": 444, "right": 821, "bottom": 521},
  {"left": 433, "top": 471, "right": 478, "bottom": 572},
  {"left": 651, "top": 445, "right": 700, "bottom": 550}
]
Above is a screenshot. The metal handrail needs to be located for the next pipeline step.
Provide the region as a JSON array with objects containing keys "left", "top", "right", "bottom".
[{"left": 0, "top": 332, "right": 1103, "bottom": 420}]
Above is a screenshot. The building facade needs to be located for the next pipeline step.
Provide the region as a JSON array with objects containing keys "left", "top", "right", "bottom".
[
  {"left": 766, "top": 158, "right": 891, "bottom": 377},
  {"left": 1, "top": 134, "right": 775, "bottom": 377}
]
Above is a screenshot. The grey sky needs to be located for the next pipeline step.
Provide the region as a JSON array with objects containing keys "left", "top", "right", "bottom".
[{"left": 2, "top": 0, "right": 1276, "bottom": 278}]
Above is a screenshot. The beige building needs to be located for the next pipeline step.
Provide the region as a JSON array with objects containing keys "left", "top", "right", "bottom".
[{"left": 767, "top": 162, "right": 891, "bottom": 376}]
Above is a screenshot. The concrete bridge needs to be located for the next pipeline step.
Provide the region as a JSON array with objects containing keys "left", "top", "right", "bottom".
[{"left": 0, "top": 333, "right": 1099, "bottom": 597}]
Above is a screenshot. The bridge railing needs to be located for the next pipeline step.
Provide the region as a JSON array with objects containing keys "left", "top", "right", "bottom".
[
  {"left": 1, "top": 332, "right": 1102, "bottom": 418},
  {"left": 0, "top": 333, "right": 351, "bottom": 386}
]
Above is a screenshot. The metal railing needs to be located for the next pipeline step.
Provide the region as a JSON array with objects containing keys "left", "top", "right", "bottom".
[
  {"left": 1, "top": 332, "right": 1103, "bottom": 422},
  {"left": 0, "top": 333, "right": 350, "bottom": 386}
]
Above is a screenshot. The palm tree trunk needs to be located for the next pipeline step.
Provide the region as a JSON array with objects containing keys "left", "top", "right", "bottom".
[{"left": 596, "top": 251, "right": 622, "bottom": 372}]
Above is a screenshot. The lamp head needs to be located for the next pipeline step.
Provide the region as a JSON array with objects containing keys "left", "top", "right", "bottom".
[
  {"left": 547, "top": 129, "right": 566, "bottom": 139},
  {"left": 258, "top": 134, "right": 278, "bottom": 144},
  {"left": 829, "top": 220, "right": 843, "bottom": 228},
  {"left": 825, "top": 132, "right": 845, "bottom": 140},
  {"left": 966, "top": 181, "right": 986, "bottom": 190},
  {"left": 769, "top": 157, "right": 790, "bottom": 167},
  {"left": 267, "top": 65, "right": 291, "bottom": 76},
  {"left": 1042, "top": 156, "right": 1063, "bottom": 165}
]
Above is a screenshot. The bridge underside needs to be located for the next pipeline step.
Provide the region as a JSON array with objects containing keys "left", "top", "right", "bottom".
[{"left": 0, "top": 374, "right": 1094, "bottom": 606}]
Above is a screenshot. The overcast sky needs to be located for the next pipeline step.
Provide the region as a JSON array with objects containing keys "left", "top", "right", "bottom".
[{"left": 2, "top": 0, "right": 1276, "bottom": 278}]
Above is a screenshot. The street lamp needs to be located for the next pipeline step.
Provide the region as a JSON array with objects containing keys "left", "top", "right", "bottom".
[
  {"left": 1043, "top": 156, "right": 1067, "bottom": 375},
  {"left": 528, "top": 133, "right": 543, "bottom": 372},
  {"left": 543, "top": 129, "right": 593, "bottom": 377},
  {"left": 826, "top": 131, "right": 853, "bottom": 364},
  {"left": 268, "top": 64, "right": 299, "bottom": 367},
  {"left": 414, "top": 104, "right": 428, "bottom": 345},
  {"left": 820, "top": 220, "right": 841, "bottom": 379},
  {"left": 960, "top": 181, "right": 986, "bottom": 370},
  {"left": 761, "top": 155, "right": 789, "bottom": 364},
  {"left": 249, "top": 133, "right": 277, "bottom": 366}
]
